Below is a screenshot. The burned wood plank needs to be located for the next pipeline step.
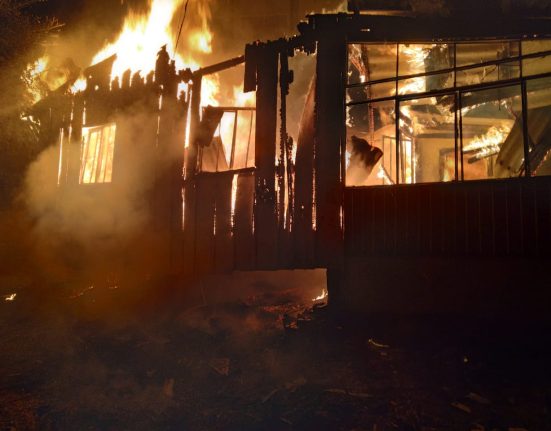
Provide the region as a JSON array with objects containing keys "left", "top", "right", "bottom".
[
  {"left": 314, "top": 34, "right": 346, "bottom": 267},
  {"left": 234, "top": 171, "right": 256, "bottom": 271},
  {"left": 254, "top": 44, "right": 279, "bottom": 270},
  {"left": 214, "top": 173, "right": 234, "bottom": 273}
]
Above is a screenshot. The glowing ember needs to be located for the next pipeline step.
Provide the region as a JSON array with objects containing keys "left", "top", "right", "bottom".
[
  {"left": 4, "top": 293, "right": 17, "bottom": 302},
  {"left": 231, "top": 174, "right": 238, "bottom": 229},
  {"left": 312, "top": 289, "right": 328, "bottom": 303}
]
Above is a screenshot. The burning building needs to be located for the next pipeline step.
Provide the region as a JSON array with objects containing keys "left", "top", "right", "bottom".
[{"left": 30, "top": 1, "right": 551, "bottom": 318}]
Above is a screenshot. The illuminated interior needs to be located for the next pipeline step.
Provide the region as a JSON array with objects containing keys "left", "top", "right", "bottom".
[
  {"left": 346, "top": 39, "right": 551, "bottom": 186},
  {"left": 199, "top": 108, "right": 256, "bottom": 172},
  {"left": 79, "top": 123, "right": 116, "bottom": 184}
]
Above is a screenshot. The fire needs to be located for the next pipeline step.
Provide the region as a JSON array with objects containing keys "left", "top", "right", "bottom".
[
  {"left": 89, "top": 0, "right": 221, "bottom": 107},
  {"left": 189, "top": 31, "right": 213, "bottom": 54},
  {"left": 397, "top": 45, "right": 440, "bottom": 95},
  {"left": 312, "top": 289, "right": 328, "bottom": 303},
  {"left": 93, "top": 0, "right": 190, "bottom": 79},
  {"left": 400, "top": 45, "right": 433, "bottom": 69},
  {"left": 4, "top": 293, "right": 16, "bottom": 302},
  {"left": 28, "top": 57, "right": 48, "bottom": 78},
  {"left": 233, "top": 86, "right": 256, "bottom": 107},
  {"left": 464, "top": 125, "right": 512, "bottom": 156},
  {"left": 71, "top": 78, "right": 87, "bottom": 94},
  {"left": 26, "top": 57, "right": 48, "bottom": 103},
  {"left": 398, "top": 77, "right": 426, "bottom": 95},
  {"left": 231, "top": 174, "right": 239, "bottom": 229}
]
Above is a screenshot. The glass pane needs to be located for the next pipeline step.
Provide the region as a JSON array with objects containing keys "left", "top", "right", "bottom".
[
  {"left": 347, "top": 81, "right": 396, "bottom": 104},
  {"left": 233, "top": 110, "right": 256, "bottom": 170},
  {"left": 348, "top": 43, "right": 397, "bottom": 85},
  {"left": 79, "top": 124, "right": 116, "bottom": 184},
  {"left": 346, "top": 100, "right": 396, "bottom": 186},
  {"left": 98, "top": 127, "right": 109, "bottom": 183},
  {"left": 526, "top": 77, "right": 551, "bottom": 176},
  {"left": 398, "top": 72, "right": 453, "bottom": 95},
  {"left": 201, "top": 112, "right": 235, "bottom": 172},
  {"left": 103, "top": 124, "right": 116, "bottom": 183},
  {"left": 461, "top": 86, "right": 523, "bottom": 180},
  {"left": 522, "top": 40, "right": 551, "bottom": 76},
  {"left": 399, "top": 44, "right": 454, "bottom": 77},
  {"left": 82, "top": 130, "right": 98, "bottom": 184},
  {"left": 219, "top": 112, "right": 236, "bottom": 168},
  {"left": 456, "top": 42, "right": 519, "bottom": 67},
  {"left": 456, "top": 61, "right": 520, "bottom": 86},
  {"left": 399, "top": 95, "right": 457, "bottom": 184}
]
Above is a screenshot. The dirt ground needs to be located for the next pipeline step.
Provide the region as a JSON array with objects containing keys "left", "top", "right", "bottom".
[{"left": 1, "top": 275, "right": 551, "bottom": 431}]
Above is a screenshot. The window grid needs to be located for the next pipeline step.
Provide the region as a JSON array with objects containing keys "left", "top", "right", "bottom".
[{"left": 346, "top": 39, "right": 551, "bottom": 186}]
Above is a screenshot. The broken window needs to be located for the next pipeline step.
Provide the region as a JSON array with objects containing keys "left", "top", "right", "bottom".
[
  {"left": 461, "top": 85, "right": 522, "bottom": 180},
  {"left": 346, "top": 100, "right": 396, "bottom": 186},
  {"left": 400, "top": 95, "right": 456, "bottom": 184},
  {"left": 345, "top": 38, "right": 551, "bottom": 187},
  {"left": 79, "top": 123, "right": 116, "bottom": 184},
  {"left": 348, "top": 43, "right": 397, "bottom": 85},
  {"left": 526, "top": 77, "right": 551, "bottom": 176},
  {"left": 398, "top": 44, "right": 454, "bottom": 95},
  {"left": 522, "top": 40, "right": 551, "bottom": 77},
  {"left": 199, "top": 108, "right": 256, "bottom": 173},
  {"left": 456, "top": 42, "right": 520, "bottom": 86}
]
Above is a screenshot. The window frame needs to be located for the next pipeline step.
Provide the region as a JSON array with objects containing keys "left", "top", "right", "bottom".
[
  {"left": 198, "top": 107, "right": 256, "bottom": 174},
  {"left": 345, "top": 37, "right": 551, "bottom": 187}
]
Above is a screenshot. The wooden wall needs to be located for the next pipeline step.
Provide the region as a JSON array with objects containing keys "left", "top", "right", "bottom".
[{"left": 344, "top": 177, "right": 551, "bottom": 258}]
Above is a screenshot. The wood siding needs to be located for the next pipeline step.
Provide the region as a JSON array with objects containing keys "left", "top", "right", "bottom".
[{"left": 344, "top": 177, "right": 551, "bottom": 258}]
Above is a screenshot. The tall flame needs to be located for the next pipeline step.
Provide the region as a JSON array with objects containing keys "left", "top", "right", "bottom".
[
  {"left": 92, "top": 0, "right": 185, "bottom": 79},
  {"left": 89, "top": 0, "right": 221, "bottom": 106},
  {"left": 464, "top": 125, "right": 512, "bottom": 154}
]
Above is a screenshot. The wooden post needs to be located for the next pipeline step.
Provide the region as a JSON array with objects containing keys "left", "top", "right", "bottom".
[
  {"left": 183, "top": 76, "right": 202, "bottom": 276},
  {"left": 254, "top": 44, "right": 279, "bottom": 269},
  {"left": 315, "top": 29, "right": 347, "bottom": 268}
]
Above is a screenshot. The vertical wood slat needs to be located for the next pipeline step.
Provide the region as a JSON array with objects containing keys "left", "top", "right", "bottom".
[
  {"left": 395, "top": 187, "right": 408, "bottom": 255},
  {"left": 254, "top": 45, "right": 279, "bottom": 270},
  {"left": 234, "top": 172, "right": 256, "bottom": 270},
  {"left": 432, "top": 186, "right": 445, "bottom": 255},
  {"left": 493, "top": 182, "right": 509, "bottom": 256},
  {"left": 194, "top": 176, "right": 216, "bottom": 275},
  {"left": 507, "top": 181, "right": 523, "bottom": 255},
  {"left": 214, "top": 173, "right": 234, "bottom": 273},
  {"left": 521, "top": 180, "right": 538, "bottom": 257},
  {"left": 343, "top": 177, "right": 551, "bottom": 259},
  {"left": 534, "top": 180, "right": 551, "bottom": 256},
  {"left": 315, "top": 35, "right": 346, "bottom": 267},
  {"left": 479, "top": 184, "right": 494, "bottom": 256},
  {"left": 293, "top": 77, "right": 316, "bottom": 268}
]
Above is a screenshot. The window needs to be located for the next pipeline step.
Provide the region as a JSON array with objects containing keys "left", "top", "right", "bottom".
[
  {"left": 461, "top": 86, "right": 523, "bottom": 180},
  {"left": 79, "top": 123, "right": 116, "bottom": 184},
  {"left": 199, "top": 108, "right": 256, "bottom": 173},
  {"left": 346, "top": 100, "right": 396, "bottom": 186},
  {"left": 400, "top": 95, "right": 456, "bottom": 184},
  {"left": 345, "top": 38, "right": 551, "bottom": 186},
  {"left": 526, "top": 77, "right": 551, "bottom": 176},
  {"left": 522, "top": 40, "right": 551, "bottom": 77}
]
